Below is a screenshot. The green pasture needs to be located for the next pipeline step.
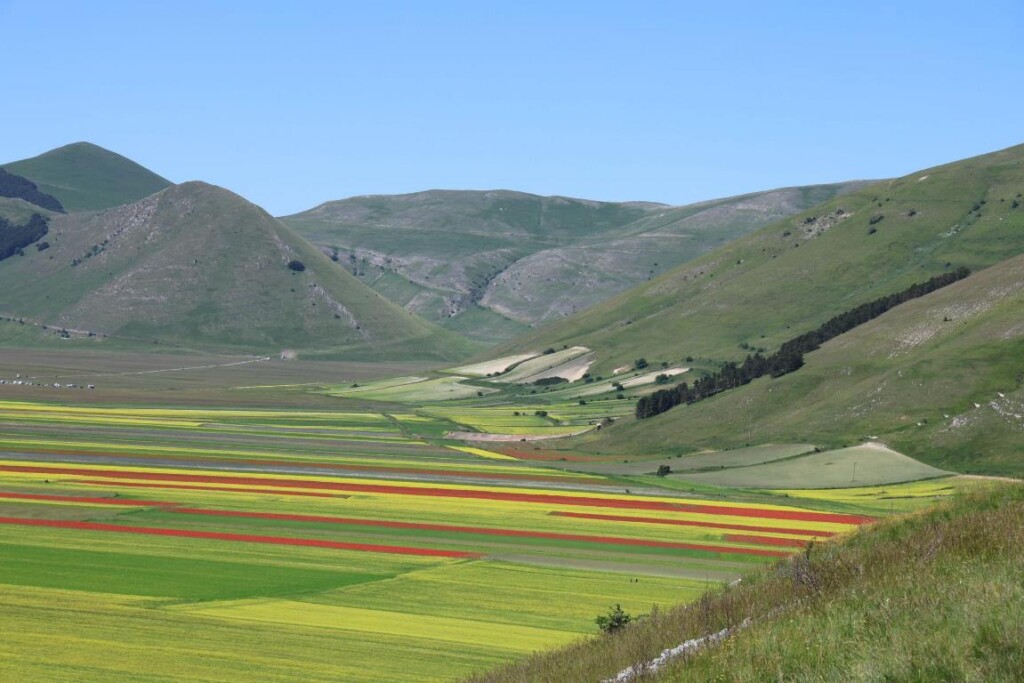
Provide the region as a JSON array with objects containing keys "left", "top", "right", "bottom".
[
  {"left": 0, "top": 542, "right": 385, "bottom": 601},
  {"left": 679, "top": 444, "right": 951, "bottom": 489}
]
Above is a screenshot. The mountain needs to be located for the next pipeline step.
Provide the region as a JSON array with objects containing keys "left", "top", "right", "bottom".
[
  {"left": 495, "top": 143, "right": 1024, "bottom": 377},
  {"left": 2, "top": 142, "right": 172, "bottom": 212},
  {"left": 0, "top": 181, "right": 478, "bottom": 361},
  {"left": 281, "top": 183, "right": 866, "bottom": 344}
]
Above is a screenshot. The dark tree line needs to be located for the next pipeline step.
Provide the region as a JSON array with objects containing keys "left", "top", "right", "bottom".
[
  {"left": 0, "top": 169, "right": 65, "bottom": 213},
  {"left": 0, "top": 213, "right": 50, "bottom": 261},
  {"left": 636, "top": 267, "right": 972, "bottom": 420}
]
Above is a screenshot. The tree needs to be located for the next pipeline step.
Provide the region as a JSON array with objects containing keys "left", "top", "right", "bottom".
[
  {"left": 656, "top": 464, "right": 671, "bottom": 477},
  {"left": 634, "top": 357, "right": 649, "bottom": 370},
  {"left": 595, "top": 604, "right": 631, "bottom": 634},
  {"left": 286, "top": 260, "right": 306, "bottom": 272}
]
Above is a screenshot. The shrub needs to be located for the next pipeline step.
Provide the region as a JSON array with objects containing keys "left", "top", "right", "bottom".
[
  {"left": 534, "top": 410, "right": 548, "bottom": 417},
  {"left": 595, "top": 604, "right": 631, "bottom": 634},
  {"left": 286, "top": 260, "right": 306, "bottom": 272},
  {"left": 656, "top": 464, "right": 671, "bottom": 477}
]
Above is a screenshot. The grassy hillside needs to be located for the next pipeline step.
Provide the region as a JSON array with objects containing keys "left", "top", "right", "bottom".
[
  {"left": 0, "top": 197, "right": 59, "bottom": 224},
  {"left": 536, "top": 246, "right": 1024, "bottom": 476},
  {"left": 470, "top": 482, "right": 1024, "bottom": 683},
  {"left": 2, "top": 142, "right": 172, "bottom": 212},
  {"left": 0, "top": 182, "right": 477, "bottom": 361},
  {"left": 282, "top": 183, "right": 864, "bottom": 342},
  {"left": 495, "top": 143, "right": 1024, "bottom": 375}
]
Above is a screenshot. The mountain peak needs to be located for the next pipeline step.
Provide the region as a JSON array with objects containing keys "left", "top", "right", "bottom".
[{"left": 2, "top": 142, "right": 172, "bottom": 212}]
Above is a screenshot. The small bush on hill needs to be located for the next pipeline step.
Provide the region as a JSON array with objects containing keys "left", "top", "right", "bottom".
[
  {"left": 286, "top": 260, "right": 306, "bottom": 272},
  {"left": 595, "top": 604, "right": 632, "bottom": 634}
]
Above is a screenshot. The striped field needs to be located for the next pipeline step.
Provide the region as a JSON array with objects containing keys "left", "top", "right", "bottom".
[{"left": 0, "top": 397, "right": 961, "bottom": 681}]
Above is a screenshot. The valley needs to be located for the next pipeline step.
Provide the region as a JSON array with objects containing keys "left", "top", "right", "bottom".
[{"left": 0, "top": 138, "right": 1020, "bottom": 682}]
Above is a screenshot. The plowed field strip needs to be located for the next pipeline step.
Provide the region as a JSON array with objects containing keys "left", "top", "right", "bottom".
[
  {"left": 0, "top": 464, "right": 872, "bottom": 524},
  {"left": 166, "top": 508, "right": 790, "bottom": 558},
  {"left": 550, "top": 511, "right": 840, "bottom": 537},
  {"left": 0, "top": 516, "right": 478, "bottom": 558}
]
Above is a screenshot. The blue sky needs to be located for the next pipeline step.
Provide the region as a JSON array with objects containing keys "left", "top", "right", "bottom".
[{"left": 3, "top": 1, "right": 1022, "bottom": 215}]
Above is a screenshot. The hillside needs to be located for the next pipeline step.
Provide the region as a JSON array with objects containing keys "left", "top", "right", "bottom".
[
  {"left": 578, "top": 253, "right": 1024, "bottom": 475},
  {"left": 0, "top": 181, "right": 477, "bottom": 361},
  {"left": 495, "top": 143, "right": 1024, "bottom": 375},
  {"left": 470, "top": 483, "right": 1024, "bottom": 683},
  {"left": 2, "top": 142, "right": 172, "bottom": 212},
  {"left": 282, "top": 183, "right": 865, "bottom": 343},
  {"left": 0, "top": 197, "right": 60, "bottom": 225}
]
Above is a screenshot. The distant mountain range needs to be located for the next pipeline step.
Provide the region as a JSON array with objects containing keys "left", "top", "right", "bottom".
[{"left": 282, "top": 183, "right": 868, "bottom": 343}]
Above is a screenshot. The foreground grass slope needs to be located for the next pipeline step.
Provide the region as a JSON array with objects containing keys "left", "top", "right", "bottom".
[
  {"left": 0, "top": 182, "right": 477, "bottom": 360},
  {"left": 2, "top": 142, "right": 172, "bottom": 212},
  {"left": 576, "top": 252, "right": 1024, "bottom": 476},
  {"left": 470, "top": 483, "right": 1024, "bottom": 683},
  {"left": 283, "top": 183, "right": 863, "bottom": 341},
  {"left": 496, "top": 143, "right": 1024, "bottom": 374}
]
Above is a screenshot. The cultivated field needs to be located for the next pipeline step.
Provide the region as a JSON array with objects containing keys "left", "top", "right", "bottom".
[{"left": 0, "top": 350, "right": 973, "bottom": 681}]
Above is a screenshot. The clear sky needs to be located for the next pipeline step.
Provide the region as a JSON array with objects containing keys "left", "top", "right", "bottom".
[{"left": 3, "top": 1, "right": 1022, "bottom": 215}]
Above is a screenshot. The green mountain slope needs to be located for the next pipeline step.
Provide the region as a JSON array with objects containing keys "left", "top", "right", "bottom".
[
  {"left": 2, "top": 142, "right": 172, "bottom": 212},
  {"left": 581, "top": 253, "right": 1024, "bottom": 475},
  {"left": 496, "top": 143, "right": 1024, "bottom": 376},
  {"left": 0, "top": 182, "right": 477, "bottom": 361},
  {"left": 282, "top": 183, "right": 864, "bottom": 343},
  {"left": 0, "top": 197, "right": 60, "bottom": 224}
]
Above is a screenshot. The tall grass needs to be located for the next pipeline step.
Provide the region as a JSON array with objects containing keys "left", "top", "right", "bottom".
[{"left": 467, "top": 483, "right": 1024, "bottom": 682}]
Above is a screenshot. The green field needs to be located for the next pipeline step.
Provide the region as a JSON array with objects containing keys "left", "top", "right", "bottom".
[{"left": 678, "top": 444, "right": 951, "bottom": 489}]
